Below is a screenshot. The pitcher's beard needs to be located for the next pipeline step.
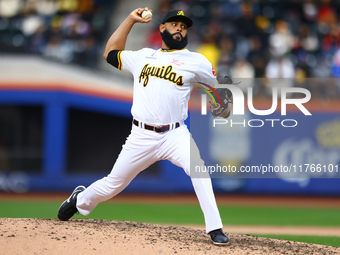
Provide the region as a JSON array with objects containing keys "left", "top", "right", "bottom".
[{"left": 160, "top": 29, "right": 188, "bottom": 50}]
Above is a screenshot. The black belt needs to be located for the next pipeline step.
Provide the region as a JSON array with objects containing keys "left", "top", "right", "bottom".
[{"left": 133, "top": 119, "right": 180, "bottom": 133}]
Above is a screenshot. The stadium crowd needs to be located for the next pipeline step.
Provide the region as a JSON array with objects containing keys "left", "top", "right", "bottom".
[
  {"left": 0, "top": 0, "right": 339, "bottom": 98},
  {"left": 148, "top": 0, "right": 340, "bottom": 98},
  {"left": 0, "top": 0, "right": 114, "bottom": 68}
]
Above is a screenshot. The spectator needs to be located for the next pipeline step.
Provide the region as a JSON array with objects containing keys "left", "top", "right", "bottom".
[
  {"left": 217, "top": 36, "right": 235, "bottom": 78},
  {"left": 0, "top": 0, "right": 22, "bottom": 18},
  {"left": 269, "top": 20, "right": 294, "bottom": 57},
  {"left": 230, "top": 59, "right": 255, "bottom": 94},
  {"left": 196, "top": 31, "right": 220, "bottom": 74},
  {"left": 265, "top": 55, "right": 295, "bottom": 97},
  {"left": 320, "top": 23, "right": 340, "bottom": 55}
]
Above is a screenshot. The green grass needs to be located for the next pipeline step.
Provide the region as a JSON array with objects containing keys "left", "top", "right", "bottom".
[
  {"left": 218, "top": 206, "right": 340, "bottom": 227},
  {"left": 1, "top": 201, "right": 340, "bottom": 227},
  {"left": 252, "top": 234, "right": 340, "bottom": 247}
]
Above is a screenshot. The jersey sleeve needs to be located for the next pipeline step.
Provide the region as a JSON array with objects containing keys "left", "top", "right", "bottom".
[
  {"left": 106, "top": 49, "right": 138, "bottom": 73},
  {"left": 194, "top": 55, "right": 218, "bottom": 87}
]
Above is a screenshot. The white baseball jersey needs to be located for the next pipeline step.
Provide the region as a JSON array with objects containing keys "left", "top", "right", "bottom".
[
  {"left": 116, "top": 48, "right": 217, "bottom": 125},
  {"left": 76, "top": 47, "right": 224, "bottom": 234}
]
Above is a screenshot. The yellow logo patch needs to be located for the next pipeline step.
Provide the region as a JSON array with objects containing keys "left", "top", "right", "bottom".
[{"left": 177, "top": 11, "right": 185, "bottom": 16}]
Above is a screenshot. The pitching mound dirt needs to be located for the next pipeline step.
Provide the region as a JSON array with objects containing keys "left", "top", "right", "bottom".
[{"left": 0, "top": 218, "right": 338, "bottom": 255}]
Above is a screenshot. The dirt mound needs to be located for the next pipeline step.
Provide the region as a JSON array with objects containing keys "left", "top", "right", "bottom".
[{"left": 0, "top": 218, "right": 338, "bottom": 255}]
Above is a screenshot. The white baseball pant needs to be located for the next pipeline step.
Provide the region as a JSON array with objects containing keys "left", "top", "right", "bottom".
[{"left": 76, "top": 123, "right": 223, "bottom": 233}]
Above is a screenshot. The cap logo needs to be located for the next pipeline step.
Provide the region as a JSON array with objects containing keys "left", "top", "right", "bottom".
[{"left": 177, "top": 10, "right": 185, "bottom": 16}]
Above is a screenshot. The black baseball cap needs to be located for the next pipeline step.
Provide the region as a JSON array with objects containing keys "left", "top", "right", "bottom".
[{"left": 161, "top": 10, "right": 193, "bottom": 28}]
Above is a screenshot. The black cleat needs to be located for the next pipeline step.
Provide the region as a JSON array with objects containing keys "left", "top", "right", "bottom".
[
  {"left": 209, "top": 228, "right": 230, "bottom": 245},
  {"left": 58, "top": 185, "right": 86, "bottom": 221}
]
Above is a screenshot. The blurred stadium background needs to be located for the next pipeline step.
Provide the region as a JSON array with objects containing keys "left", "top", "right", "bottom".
[{"left": 0, "top": 0, "right": 339, "bottom": 198}]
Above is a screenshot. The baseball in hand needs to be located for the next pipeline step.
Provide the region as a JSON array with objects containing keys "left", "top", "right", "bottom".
[{"left": 142, "top": 10, "right": 152, "bottom": 20}]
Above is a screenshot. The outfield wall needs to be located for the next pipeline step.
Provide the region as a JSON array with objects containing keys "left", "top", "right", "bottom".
[{"left": 0, "top": 83, "right": 339, "bottom": 195}]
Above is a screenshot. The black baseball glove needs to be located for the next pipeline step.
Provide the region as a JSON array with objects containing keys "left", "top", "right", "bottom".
[
  {"left": 209, "top": 88, "right": 231, "bottom": 118},
  {"left": 209, "top": 76, "right": 233, "bottom": 118}
]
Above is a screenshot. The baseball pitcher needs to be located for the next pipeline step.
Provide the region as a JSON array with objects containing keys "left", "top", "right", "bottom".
[{"left": 58, "top": 7, "right": 230, "bottom": 245}]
